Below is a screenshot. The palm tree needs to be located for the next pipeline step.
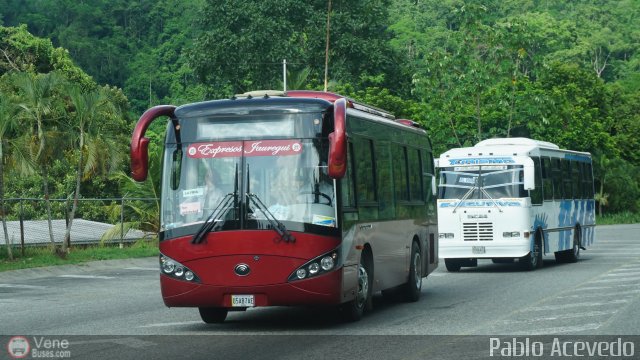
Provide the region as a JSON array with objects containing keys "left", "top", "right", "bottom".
[
  {"left": 12, "top": 71, "right": 65, "bottom": 253},
  {"left": 63, "top": 86, "right": 122, "bottom": 251},
  {"left": 102, "top": 148, "right": 161, "bottom": 242},
  {"left": 0, "top": 95, "right": 17, "bottom": 260}
]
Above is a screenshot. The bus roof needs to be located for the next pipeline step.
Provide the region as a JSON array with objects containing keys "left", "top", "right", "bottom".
[
  {"left": 438, "top": 137, "right": 591, "bottom": 163},
  {"left": 474, "top": 137, "right": 559, "bottom": 150}
]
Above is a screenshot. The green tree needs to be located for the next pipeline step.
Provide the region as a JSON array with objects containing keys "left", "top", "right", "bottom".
[
  {"left": 0, "top": 94, "right": 17, "bottom": 259},
  {"left": 63, "top": 85, "right": 123, "bottom": 251},
  {"left": 12, "top": 71, "right": 67, "bottom": 253}
]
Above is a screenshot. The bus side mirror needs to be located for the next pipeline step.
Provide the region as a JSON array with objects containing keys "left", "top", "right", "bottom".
[
  {"left": 327, "top": 98, "right": 347, "bottom": 179},
  {"left": 131, "top": 105, "right": 176, "bottom": 182},
  {"left": 523, "top": 159, "right": 535, "bottom": 190}
]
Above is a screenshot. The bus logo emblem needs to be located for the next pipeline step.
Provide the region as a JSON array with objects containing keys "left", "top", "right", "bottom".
[{"left": 234, "top": 263, "right": 251, "bottom": 276}]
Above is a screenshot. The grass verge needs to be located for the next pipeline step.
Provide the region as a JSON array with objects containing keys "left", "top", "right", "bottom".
[
  {"left": 0, "top": 239, "right": 159, "bottom": 272},
  {"left": 596, "top": 212, "right": 640, "bottom": 225}
]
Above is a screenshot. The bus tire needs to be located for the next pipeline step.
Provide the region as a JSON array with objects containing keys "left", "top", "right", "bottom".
[
  {"left": 402, "top": 241, "right": 423, "bottom": 302},
  {"left": 444, "top": 259, "right": 462, "bottom": 272},
  {"left": 557, "top": 227, "right": 581, "bottom": 263},
  {"left": 342, "top": 250, "right": 372, "bottom": 322},
  {"left": 520, "top": 232, "right": 543, "bottom": 271},
  {"left": 199, "top": 307, "right": 228, "bottom": 323}
]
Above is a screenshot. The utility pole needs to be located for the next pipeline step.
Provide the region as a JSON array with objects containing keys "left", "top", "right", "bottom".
[
  {"left": 283, "top": 59, "right": 287, "bottom": 92},
  {"left": 323, "top": 0, "right": 332, "bottom": 92}
]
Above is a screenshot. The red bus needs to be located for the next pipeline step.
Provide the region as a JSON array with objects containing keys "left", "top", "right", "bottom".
[{"left": 130, "top": 90, "right": 438, "bottom": 322}]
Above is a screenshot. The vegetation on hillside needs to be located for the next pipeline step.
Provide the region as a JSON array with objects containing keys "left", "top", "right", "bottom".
[{"left": 1, "top": 0, "right": 639, "bottom": 232}]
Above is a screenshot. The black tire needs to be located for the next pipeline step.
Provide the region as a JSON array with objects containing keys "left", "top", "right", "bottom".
[
  {"left": 198, "top": 307, "right": 228, "bottom": 323},
  {"left": 556, "top": 227, "right": 581, "bottom": 263},
  {"left": 520, "top": 232, "right": 543, "bottom": 271},
  {"left": 402, "top": 241, "right": 423, "bottom": 302},
  {"left": 342, "top": 251, "right": 372, "bottom": 322},
  {"left": 444, "top": 258, "right": 461, "bottom": 272}
]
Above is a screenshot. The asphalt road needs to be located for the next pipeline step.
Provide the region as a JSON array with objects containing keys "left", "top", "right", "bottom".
[{"left": 1, "top": 224, "right": 639, "bottom": 359}]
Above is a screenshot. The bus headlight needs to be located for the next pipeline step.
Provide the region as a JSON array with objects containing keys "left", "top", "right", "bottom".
[
  {"left": 502, "top": 232, "right": 521, "bottom": 238},
  {"left": 288, "top": 249, "right": 340, "bottom": 282},
  {"left": 321, "top": 256, "right": 335, "bottom": 271},
  {"left": 160, "top": 254, "right": 200, "bottom": 283}
]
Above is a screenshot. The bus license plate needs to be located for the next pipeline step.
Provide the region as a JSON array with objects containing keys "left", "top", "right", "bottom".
[
  {"left": 472, "top": 246, "right": 486, "bottom": 254},
  {"left": 231, "top": 295, "right": 255, "bottom": 307}
]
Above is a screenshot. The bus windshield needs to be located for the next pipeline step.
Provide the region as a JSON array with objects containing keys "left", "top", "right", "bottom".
[
  {"left": 438, "top": 165, "right": 526, "bottom": 200},
  {"left": 160, "top": 138, "right": 336, "bottom": 233}
]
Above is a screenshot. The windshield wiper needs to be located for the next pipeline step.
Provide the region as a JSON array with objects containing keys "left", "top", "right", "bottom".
[
  {"left": 247, "top": 193, "right": 295, "bottom": 243},
  {"left": 452, "top": 185, "right": 477, "bottom": 214},
  {"left": 479, "top": 187, "right": 504, "bottom": 213},
  {"left": 191, "top": 164, "right": 240, "bottom": 244},
  {"left": 191, "top": 194, "right": 234, "bottom": 244}
]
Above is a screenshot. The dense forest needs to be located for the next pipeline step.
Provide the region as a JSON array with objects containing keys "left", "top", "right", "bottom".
[{"left": 0, "top": 0, "right": 639, "bottom": 229}]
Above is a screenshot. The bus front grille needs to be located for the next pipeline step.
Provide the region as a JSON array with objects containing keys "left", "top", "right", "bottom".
[{"left": 463, "top": 222, "right": 493, "bottom": 241}]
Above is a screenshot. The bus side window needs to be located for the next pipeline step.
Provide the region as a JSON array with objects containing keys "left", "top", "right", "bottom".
[
  {"left": 530, "top": 157, "right": 543, "bottom": 205},
  {"left": 542, "top": 157, "right": 553, "bottom": 201},
  {"left": 341, "top": 142, "right": 356, "bottom": 209},
  {"left": 571, "top": 160, "right": 580, "bottom": 199},
  {"left": 552, "top": 158, "right": 563, "bottom": 200},
  {"left": 585, "top": 162, "right": 595, "bottom": 198},
  {"left": 392, "top": 144, "right": 409, "bottom": 202},
  {"left": 408, "top": 148, "right": 423, "bottom": 202},
  {"left": 353, "top": 137, "right": 377, "bottom": 204},
  {"left": 563, "top": 159, "right": 573, "bottom": 199}
]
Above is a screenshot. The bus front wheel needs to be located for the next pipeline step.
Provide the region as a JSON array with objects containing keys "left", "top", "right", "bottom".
[
  {"left": 199, "top": 307, "right": 228, "bottom": 323},
  {"left": 342, "top": 251, "right": 372, "bottom": 322},
  {"left": 520, "top": 232, "right": 543, "bottom": 271}
]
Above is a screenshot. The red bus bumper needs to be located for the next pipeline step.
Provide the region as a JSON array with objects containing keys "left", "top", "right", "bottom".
[{"left": 161, "top": 268, "right": 343, "bottom": 307}]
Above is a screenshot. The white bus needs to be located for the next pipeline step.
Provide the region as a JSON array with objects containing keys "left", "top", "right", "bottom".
[{"left": 436, "top": 138, "right": 595, "bottom": 271}]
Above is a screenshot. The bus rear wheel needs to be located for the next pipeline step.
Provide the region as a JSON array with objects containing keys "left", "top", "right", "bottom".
[
  {"left": 402, "top": 241, "right": 422, "bottom": 302},
  {"left": 555, "top": 227, "right": 581, "bottom": 263},
  {"left": 199, "top": 307, "right": 228, "bottom": 323}
]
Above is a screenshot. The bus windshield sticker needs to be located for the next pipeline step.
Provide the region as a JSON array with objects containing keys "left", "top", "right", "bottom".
[
  {"left": 183, "top": 188, "right": 204, "bottom": 197},
  {"left": 312, "top": 214, "right": 336, "bottom": 227},
  {"left": 180, "top": 201, "right": 202, "bottom": 215},
  {"left": 243, "top": 140, "right": 302, "bottom": 157},
  {"left": 186, "top": 140, "right": 302, "bottom": 158},
  {"left": 481, "top": 165, "right": 507, "bottom": 170},
  {"left": 458, "top": 176, "right": 476, "bottom": 184},
  {"left": 187, "top": 141, "right": 243, "bottom": 158}
]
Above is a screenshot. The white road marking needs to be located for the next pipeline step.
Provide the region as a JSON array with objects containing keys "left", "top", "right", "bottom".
[
  {"left": 524, "top": 299, "right": 629, "bottom": 312},
  {"left": 556, "top": 289, "right": 640, "bottom": 299},
  {"left": 572, "top": 284, "right": 633, "bottom": 291},
  {"left": 591, "top": 276, "right": 640, "bottom": 283},
  {"left": 499, "top": 310, "right": 619, "bottom": 324},
  {"left": 511, "top": 323, "right": 601, "bottom": 335},
  {"left": 138, "top": 321, "right": 203, "bottom": 328},
  {"left": 603, "top": 271, "right": 640, "bottom": 277},
  {"left": 125, "top": 267, "right": 158, "bottom": 271},
  {"left": 0, "top": 283, "right": 46, "bottom": 289},
  {"left": 58, "top": 275, "right": 115, "bottom": 280}
]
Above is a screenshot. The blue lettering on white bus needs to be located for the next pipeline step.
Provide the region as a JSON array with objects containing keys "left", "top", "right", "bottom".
[
  {"left": 439, "top": 201, "right": 521, "bottom": 208},
  {"left": 448, "top": 158, "right": 516, "bottom": 166}
]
